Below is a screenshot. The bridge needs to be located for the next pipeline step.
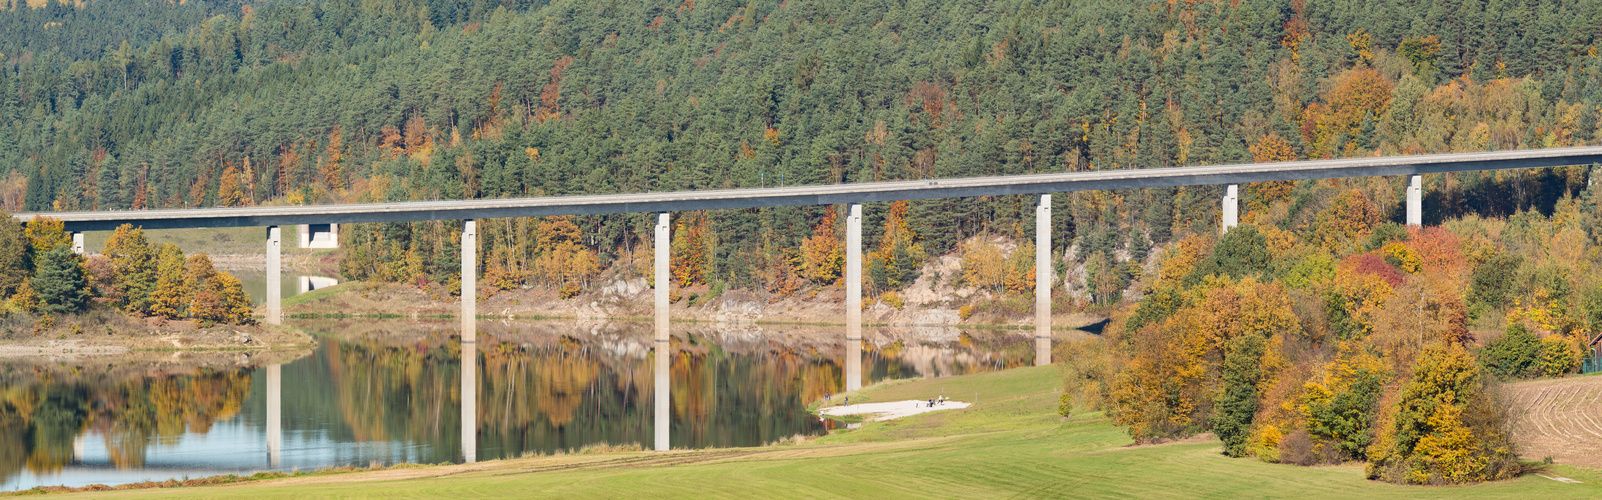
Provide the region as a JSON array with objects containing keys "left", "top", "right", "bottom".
[{"left": 19, "top": 146, "right": 1602, "bottom": 454}]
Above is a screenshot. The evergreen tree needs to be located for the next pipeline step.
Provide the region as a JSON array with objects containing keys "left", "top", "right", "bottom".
[{"left": 31, "top": 244, "right": 88, "bottom": 315}]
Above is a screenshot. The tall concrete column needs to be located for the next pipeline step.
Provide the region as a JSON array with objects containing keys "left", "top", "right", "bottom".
[
  {"left": 1035, "top": 195, "right": 1051, "bottom": 367},
  {"left": 461, "top": 220, "right": 476, "bottom": 342},
  {"left": 1406, "top": 174, "right": 1422, "bottom": 226},
  {"left": 70, "top": 232, "right": 83, "bottom": 255},
  {"left": 654, "top": 212, "right": 670, "bottom": 451},
  {"left": 461, "top": 340, "right": 477, "bottom": 463},
  {"left": 265, "top": 226, "right": 281, "bottom": 325},
  {"left": 266, "top": 364, "right": 281, "bottom": 468},
  {"left": 846, "top": 203, "right": 863, "bottom": 392},
  {"left": 1221, "top": 184, "right": 1239, "bottom": 234}
]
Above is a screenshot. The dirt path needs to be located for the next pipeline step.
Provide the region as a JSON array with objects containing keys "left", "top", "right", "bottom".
[
  {"left": 818, "top": 400, "right": 972, "bottom": 421},
  {"left": 1508, "top": 375, "right": 1602, "bottom": 467}
]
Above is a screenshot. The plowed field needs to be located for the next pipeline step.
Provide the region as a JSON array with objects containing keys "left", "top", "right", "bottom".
[{"left": 1510, "top": 375, "right": 1602, "bottom": 467}]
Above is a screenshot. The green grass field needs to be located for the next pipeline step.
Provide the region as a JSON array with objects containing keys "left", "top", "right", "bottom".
[
  {"left": 45, "top": 366, "right": 1602, "bottom": 499},
  {"left": 80, "top": 226, "right": 298, "bottom": 256}
]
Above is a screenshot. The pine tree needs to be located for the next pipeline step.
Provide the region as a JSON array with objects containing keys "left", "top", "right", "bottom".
[{"left": 31, "top": 244, "right": 88, "bottom": 315}]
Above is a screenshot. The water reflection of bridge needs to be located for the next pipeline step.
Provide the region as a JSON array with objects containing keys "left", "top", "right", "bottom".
[{"left": 258, "top": 321, "right": 1040, "bottom": 465}]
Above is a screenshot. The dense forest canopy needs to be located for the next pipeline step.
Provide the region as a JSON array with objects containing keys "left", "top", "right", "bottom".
[{"left": 2, "top": 0, "right": 1600, "bottom": 293}]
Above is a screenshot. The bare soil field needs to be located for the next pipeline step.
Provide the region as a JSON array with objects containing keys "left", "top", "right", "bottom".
[{"left": 1508, "top": 375, "right": 1602, "bottom": 467}]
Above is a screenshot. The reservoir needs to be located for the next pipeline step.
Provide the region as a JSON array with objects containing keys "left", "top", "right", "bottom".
[{"left": 0, "top": 320, "right": 1045, "bottom": 491}]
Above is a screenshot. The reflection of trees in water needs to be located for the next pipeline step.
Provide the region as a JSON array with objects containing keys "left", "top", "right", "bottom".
[
  {"left": 324, "top": 333, "right": 461, "bottom": 448},
  {"left": 279, "top": 321, "right": 1039, "bottom": 461},
  {"left": 0, "top": 365, "right": 253, "bottom": 484}
]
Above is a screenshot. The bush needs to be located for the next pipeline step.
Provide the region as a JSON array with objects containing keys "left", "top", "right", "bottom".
[
  {"left": 1535, "top": 335, "right": 1580, "bottom": 377},
  {"left": 1278, "top": 430, "right": 1317, "bottom": 466},
  {"left": 1478, "top": 323, "right": 1539, "bottom": 379},
  {"left": 880, "top": 291, "right": 904, "bottom": 310},
  {"left": 558, "top": 282, "right": 580, "bottom": 299},
  {"left": 1367, "top": 344, "right": 1519, "bottom": 484}
]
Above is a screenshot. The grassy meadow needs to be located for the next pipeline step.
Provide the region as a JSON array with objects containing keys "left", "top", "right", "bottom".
[{"left": 36, "top": 366, "right": 1602, "bottom": 499}]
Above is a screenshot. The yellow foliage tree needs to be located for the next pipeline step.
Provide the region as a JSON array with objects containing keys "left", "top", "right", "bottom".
[
  {"left": 960, "top": 239, "right": 1005, "bottom": 292},
  {"left": 798, "top": 206, "right": 843, "bottom": 285}
]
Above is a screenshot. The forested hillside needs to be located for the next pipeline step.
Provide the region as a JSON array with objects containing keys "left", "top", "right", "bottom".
[
  {"left": 5, "top": 0, "right": 1602, "bottom": 293},
  {"left": 11, "top": 0, "right": 1602, "bottom": 485}
]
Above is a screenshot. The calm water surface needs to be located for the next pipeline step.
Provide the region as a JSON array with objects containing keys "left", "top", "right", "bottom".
[{"left": 0, "top": 320, "right": 1043, "bottom": 491}]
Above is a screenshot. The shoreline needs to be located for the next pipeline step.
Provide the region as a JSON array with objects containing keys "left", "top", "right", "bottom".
[{"left": 284, "top": 279, "right": 1108, "bottom": 330}]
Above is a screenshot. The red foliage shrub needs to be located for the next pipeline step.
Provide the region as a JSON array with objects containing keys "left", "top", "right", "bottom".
[{"left": 1345, "top": 253, "right": 1404, "bottom": 287}]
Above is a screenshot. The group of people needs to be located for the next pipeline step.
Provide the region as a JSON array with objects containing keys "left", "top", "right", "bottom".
[{"left": 923, "top": 395, "right": 947, "bottom": 408}]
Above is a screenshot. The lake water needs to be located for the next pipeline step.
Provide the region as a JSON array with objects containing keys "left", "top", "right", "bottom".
[
  {"left": 226, "top": 271, "right": 341, "bottom": 306},
  {"left": 0, "top": 320, "right": 1044, "bottom": 491}
]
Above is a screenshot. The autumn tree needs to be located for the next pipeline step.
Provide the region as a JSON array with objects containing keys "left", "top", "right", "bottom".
[
  {"left": 867, "top": 201, "right": 926, "bottom": 292},
  {"left": 184, "top": 254, "right": 221, "bottom": 324},
  {"left": 148, "top": 244, "right": 187, "bottom": 320},
  {"left": 0, "top": 212, "right": 30, "bottom": 296},
  {"left": 1313, "top": 190, "right": 1384, "bottom": 251},
  {"left": 670, "top": 212, "right": 709, "bottom": 287},
  {"left": 798, "top": 207, "right": 843, "bottom": 285},
  {"left": 1247, "top": 135, "right": 1297, "bottom": 212},
  {"left": 960, "top": 239, "right": 1005, "bottom": 292},
  {"left": 25, "top": 216, "right": 70, "bottom": 257},
  {"left": 1298, "top": 348, "right": 1388, "bottom": 463},
  {"left": 1367, "top": 344, "right": 1519, "bottom": 484},
  {"left": 103, "top": 224, "right": 157, "bottom": 314}
]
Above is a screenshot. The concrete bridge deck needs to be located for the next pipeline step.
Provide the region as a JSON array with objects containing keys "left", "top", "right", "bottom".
[{"left": 18, "top": 146, "right": 1602, "bottom": 231}]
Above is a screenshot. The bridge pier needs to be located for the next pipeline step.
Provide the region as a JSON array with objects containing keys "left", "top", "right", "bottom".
[
  {"left": 1036, "top": 195, "right": 1051, "bottom": 366},
  {"left": 298, "top": 223, "right": 340, "bottom": 249},
  {"left": 1222, "top": 184, "right": 1239, "bottom": 233},
  {"left": 70, "top": 232, "right": 83, "bottom": 255},
  {"left": 654, "top": 212, "right": 670, "bottom": 452},
  {"left": 266, "top": 363, "right": 281, "bottom": 468},
  {"left": 1406, "top": 175, "right": 1422, "bottom": 226},
  {"left": 265, "top": 226, "right": 281, "bottom": 325},
  {"left": 846, "top": 203, "right": 863, "bottom": 392},
  {"left": 461, "top": 339, "right": 477, "bottom": 463},
  {"left": 461, "top": 220, "right": 476, "bottom": 342}
]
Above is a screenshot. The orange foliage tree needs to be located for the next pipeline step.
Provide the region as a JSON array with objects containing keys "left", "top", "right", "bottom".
[{"left": 798, "top": 206, "right": 843, "bottom": 285}]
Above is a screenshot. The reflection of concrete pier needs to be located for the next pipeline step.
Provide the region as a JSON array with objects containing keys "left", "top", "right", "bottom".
[
  {"left": 297, "top": 276, "right": 339, "bottom": 294},
  {"left": 267, "top": 364, "right": 282, "bottom": 468},
  {"left": 462, "top": 340, "right": 477, "bottom": 464}
]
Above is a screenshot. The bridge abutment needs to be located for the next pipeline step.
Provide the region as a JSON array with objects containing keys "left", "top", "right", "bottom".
[
  {"left": 1036, "top": 195, "right": 1051, "bottom": 366},
  {"left": 265, "top": 226, "right": 281, "bottom": 325},
  {"left": 70, "top": 232, "right": 83, "bottom": 255},
  {"left": 1407, "top": 175, "right": 1422, "bottom": 226},
  {"left": 654, "top": 212, "right": 670, "bottom": 451}
]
